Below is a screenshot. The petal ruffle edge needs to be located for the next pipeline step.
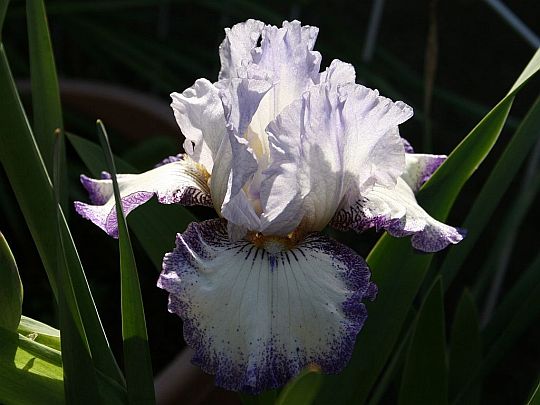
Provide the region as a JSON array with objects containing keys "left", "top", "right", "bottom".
[
  {"left": 75, "top": 156, "right": 211, "bottom": 238},
  {"left": 158, "top": 219, "right": 376, "bottom": 394}
]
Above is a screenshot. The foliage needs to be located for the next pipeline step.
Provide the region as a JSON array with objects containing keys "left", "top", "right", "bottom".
[{"left": 0, "top": 1, "right": 539, "bottom": 404}]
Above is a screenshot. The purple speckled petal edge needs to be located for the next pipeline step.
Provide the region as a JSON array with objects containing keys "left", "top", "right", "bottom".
[
  {"left": 331, "top": 179, "right": 465, "bottom": 252},
  {"left": 158, "top": 219, "right": 376, "bottom": 394},
  {"left": 75, "top": 158, "right": 212, "bottom": 238}
]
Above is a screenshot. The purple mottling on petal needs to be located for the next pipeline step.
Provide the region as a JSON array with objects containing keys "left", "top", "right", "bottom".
[
  {"left": 418, "top": 155, "right": 446, "bottom": 188},
  {"left": 330, "top": 193, "right": 464, "bottom": 253},
  {"left": 403, "top": 138, "right": 414, "bottom": 153},
  {"left": 155, "top": 154, "right": 184, "bottom": 168},
  {"left": 158, "top": 219, "right": 376, "bottom": 394},
  {"left": 75, "top": 191, "right": 154, "bottom": 238},
  {"left": 80, "top": 174, "right": 109, "bottom": 205}
]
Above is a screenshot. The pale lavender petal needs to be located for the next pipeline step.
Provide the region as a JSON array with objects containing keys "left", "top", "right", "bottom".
[
  {"left": 403, "top": 138, "right": 414, "bottom": 153},
  {"left": 218, "top": 19, "right": 265, "bottom": 81},
  {"left": 158, "top": 219, "right": 376, "bottom": 394},
  {"left": 74, "top": 156, "right": 211, "bottom": 238},
  {"left": 402, "top": 153, "right": 446, "bottom": 192},
  {"left": 319, "top": 59, "right": 356, "bottom": 88},
  {"left": 171, "top": 79, "right": 226, "bottom": 172},
  {"left": 331, "top": 178, "right": 465, "bottom": 252},
  {"left": 260, "top": 82, "right": 412, "bottom": 235}
]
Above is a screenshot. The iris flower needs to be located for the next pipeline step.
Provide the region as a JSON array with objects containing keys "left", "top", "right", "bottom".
[{"left": 75, "top": 20, "right": 464, "bottom": 393}]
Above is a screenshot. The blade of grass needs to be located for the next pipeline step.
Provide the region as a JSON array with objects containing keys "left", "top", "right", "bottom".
[
  {"left": 452, "top": 254, "right": 540, "bottom": 404},
  {"left": 479, "top": 170, "right": 540, "bottom": 325},
  {"left": 314, "top": 47, "right": 540, "bottom": 405},
  {"left": 0, "top": 232, "right": 23, "bottom": 331},
  {"left": 528, "top": 378, "right": 540, "bottom": 405},
  {"left": 483, "top": 250, "right": 540, "bottom": 349},
  {"left": 54, "top": 131, "right": 102, "bottom": 403},
  {"left": 276, "top": 367, "right": 323, "bottom": 405},
  {"left": 441, "top": 94, "right": 540, "bottom": 291},
  {"left": 18, "top": 315, "right": 61, "bottom": 351},
  {"left": 448, "top": 290, "right": 482, "bottom": 405},
  {"left": 97, "top": 120, "right": 155, "bottom": 404},
  {"left": 0, "top": 326, "right": 64, "bottom": 404},
  {"left": 398, "top": 279, "right": 447, "bottom": 405},
  {"left": 26, "top": 0, "right": 65, "bottom": 190},
  {"left": 0, "top": 43, "right": 124, "bottom": 387},
  {"left": 67, "top": 132, "right": 196, "bottom": 269}
]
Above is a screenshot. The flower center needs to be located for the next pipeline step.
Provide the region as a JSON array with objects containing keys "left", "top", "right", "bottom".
[{"left": 248, "top": 230, "right": 303, "bottom": 253}]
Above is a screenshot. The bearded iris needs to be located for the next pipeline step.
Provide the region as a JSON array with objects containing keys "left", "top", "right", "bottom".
[{"left": 75, "top": 19, "right": 464, "bottom": 393}]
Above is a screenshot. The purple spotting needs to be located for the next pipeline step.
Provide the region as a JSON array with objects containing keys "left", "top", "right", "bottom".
[
  {"left": 74, "top": 190, "right": 154, "bottom": 238},
  {"left": 158, "top": 219, "right": 377, "bottom": 394}
]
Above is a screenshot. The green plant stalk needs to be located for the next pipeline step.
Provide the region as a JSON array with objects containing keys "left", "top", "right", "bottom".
[
  {"left": 448, "top": 290, "right": 482, "bottom": 404},
  {"left": 398, "top": 279, "right": 447, "bottom": 405},
  {"left": 0, "top": 44, "right": 124, "bottom": 387},
  {"left": 97, "top": 120, "right": 155, "bottom": 404},
  {"left": 440, "top": 72, "right": 540, "bottom": 292},
  {"left": 54, "top": 131, "right": 102, "bottom": 403},
  {"left": 26, "top": 0, "right": 65, "bottom": 190},
  {"left": 452, "top": 253, "right": 540, "bottom": 404},
  {"left": 0, "top": 232, "right": 23, "bottom": 331}
]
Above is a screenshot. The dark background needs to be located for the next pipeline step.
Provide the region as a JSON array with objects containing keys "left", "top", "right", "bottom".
[{"left": 1, "top": 0, "right": 539, "bottom": 403}]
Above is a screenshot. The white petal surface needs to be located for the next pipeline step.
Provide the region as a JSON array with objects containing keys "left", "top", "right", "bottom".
[
  {"left": 331, "top": 177, "right": 464, "bottom": 252},
  {"left": 218, "top": 19, "right": 265, "bottom": 81},
  {"left": 260, "top": 83, "right": 412, "bottom": 235},
  {"left": 158, "top": 219, "right": 376, "bottom": 394},
  {"left": 402, "top": 153, "right": 446, "bottom": 192},
  {"left": 171, "top": 79, "right": 226, "bottom": 172},
  {"left": 74, "top": 156, "right": 211, "bottom": 238}
]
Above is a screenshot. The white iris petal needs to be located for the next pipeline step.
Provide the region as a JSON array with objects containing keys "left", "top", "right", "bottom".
[{"left": 75, "top": 18, "right": 464, "bottom": 394}]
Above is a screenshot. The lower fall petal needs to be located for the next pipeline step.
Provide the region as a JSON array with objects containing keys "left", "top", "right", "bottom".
[
  {"left": 332, "top": 178, "right": 465, "bottom": 252},
  {"left": 158, "top": 219, "right": 376, "bottom": 394},
  {"left": 74, "top": 156, "right": 211, "bottom": 238}
]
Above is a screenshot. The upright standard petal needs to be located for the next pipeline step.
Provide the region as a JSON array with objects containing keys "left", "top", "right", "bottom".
[
  {"left": 218, "top": 19, "right": 265, "bottom": 81},
  {"left": 260, "top": 83, "right": 412, "bottom": 235},
  {"left": 158, "top": 219, "right": 376, "bottom": 394},
  {"left": 171, "top": 79, "right": 226, "bottom": 172},
  {"left": 75, "top": 156, "right": 211, "bottom": 238},
  {"left": 331, "top": 177, "right": 464, "bottom": 252}
]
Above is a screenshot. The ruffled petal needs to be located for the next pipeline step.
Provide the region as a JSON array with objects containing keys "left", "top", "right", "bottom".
[
  {"left": 213, "top": 73, "right": 272, "bottom": 232},
  {"left": 260, "top": 83, "right": 412, "bottom": 235},
  {"left": 331, "top": 178, "right": 465, "bottom": 252},
  {"left": 248, "top": 21, "right": 321, "bottom": 145},
  {"left": 158, "top": 219, "right": 376, "bottom": 394},
  {"left": 74, "top": 156, "right": 211, "bottom": 238},
  {"left": 171, "top": 79, "right": 226, "bottom": 172},
  {"left": 218, "top": 19, "right": 265, "bottom": 81},
  {"left": 402, "top": 153, "right": 446, "bottom": 192}
]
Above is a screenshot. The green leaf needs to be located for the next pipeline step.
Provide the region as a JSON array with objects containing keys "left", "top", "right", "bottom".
[
  {"left": 441, "top": 94, "right": 540, "bottom": 291},
  {"left": 18, "top": 315, "right": 61, "bottom": 351},
  {"left": 67, "top": 132, "right": 196, "bottom": 269},
  {"left": 452, "top": 253, "right": 540, "bottom": 404},
  {"left": 0, "top": 326, "right": 64, "bottom": 405},
  {"left": 398, "top": 279, "right": 447, "bottom": 405},
  {"left": 314, "top": 46, "right": 540, "bottom": 405},
  {"left": 0, "top": 45, "right": 124, "bottom": 388},
  {"left": 54, "top": 130, "right": 102, "bottom": 403},
  {"left": 26, "top": 0, "right": 64, "bottom": 182},
  {"left": 448, "top": 290, "right": 482, "bottom": 404},
  {"left": 97, "top": 120, "right": 155, "bottom": 404},
  {"left": 484, "top": 250, "right": 540, "bottom": 348},
  {"left": 0, "top": 0, "right": 7, "bottom": 35},
  {"left": 0, "top": 232, "right": 23, "bottom": 331},
  {"left": 528, "top": 378, "right": 540, "bottom": 405},
  {"left": 276, "top": 367, "right": 323, "bottom": 405}
]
